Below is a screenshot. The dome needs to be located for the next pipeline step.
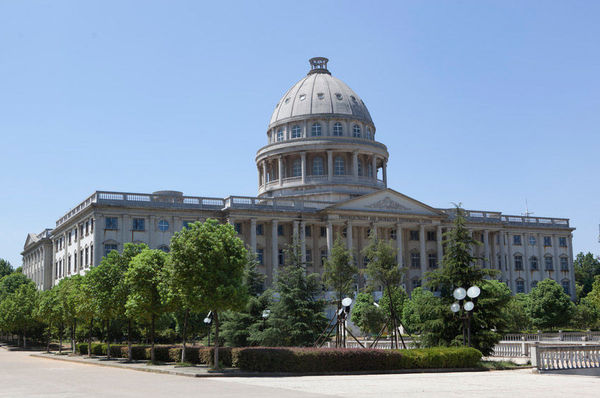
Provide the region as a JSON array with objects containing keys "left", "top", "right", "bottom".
[{"left": 269, "top": 57, "right": 373, "bottom": 128}]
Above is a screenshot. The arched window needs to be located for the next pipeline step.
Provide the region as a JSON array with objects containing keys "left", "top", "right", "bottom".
[
  {"left": 560, "top": 256, "right": 569, "bottom": 271},
  {"left": 158, "top": 245, "right": 170, "bottom": 253},
  {"left": 357, "top": 159, "right": 363, "bottom": 176},
  {"left": 333, "top": 122, "right": 343, "bottom": 136},
  {"left": 544, "top": 255, "right": 554, "bottom": 271},
  {"left": 367, "top": 127, "right": 372, "bottom": 139},
  {"left": 353, "top": 124, "right": 361, "bottom": 137},
  {"left": 292, "top": 159, "right": 301, "bottom": 177},
  {"left": 515, "top": 279, "right": 525, "bottom": 293},
  {"left": 312, "top": 157, "right": 324, "bottom": 175},
  {"left": 311, "top": 123, "right": 321, "bottom": 136},
  {"left": 334, "top": 156, "right": 345, "bottom": 175},
  {"left": 530, "top": 256, "right": 538, "bottom": 271},
  {"left": 277, "top": 128, "right": 284, "bottom": 141},
  {"left": 561, "top": 279, "right": 570, "bottom": 295},
  {"left": 291, "top": 125, "right": 302, "bottom": 138},
  {"left": 514, "top": 255, "right": 523, "bottom": 271}
]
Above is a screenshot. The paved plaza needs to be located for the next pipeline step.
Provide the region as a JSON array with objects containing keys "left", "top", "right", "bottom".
[{"left": 1, "top": 349, "right": 599, "bottom": 397}]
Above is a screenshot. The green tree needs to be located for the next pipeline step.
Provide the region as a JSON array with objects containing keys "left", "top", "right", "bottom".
[
  {"left": 0, "top": 259, "right": 13, "bottom": 279},
  {"left": 169, "top": 219, "right": 248, "bottom": 366},
  {"left": 36, "top": 288, "right": 63, "bottom": 352},
  {"left": 56, "top": 275, "right": 84, "bottom": 353},
  {"left": 527, "top": 279, "right": 575, "bottom": 330},
  {"left": 503, "top": 293, "right": 531, "bottom": 332},
  {"left": 363, "top": 235, "right": 405, "bottom": 348},
  {"left": 0, "top": 283, "right": 38, "bottom": 347},
  {"left": 379, "top": 286, "right": 408, "bottom": 327},
  {"left": 574, "top": 252, "right": 600, "bottom": 297},
  {"left": 350, "top": 292, "right": 384, "bottom": 336},
  {"left": 0, "top": 272, "right": 32, "bottom": 300},
  {"left": 258, "top": 241, "right": 327, "bottom": 347},
  {"left": 125, "top": 249, "right": 171, "bottom": 363},
  {"left": 401, "top": 287, "right": 437, "bottom": 335},
  {"left": 323, "top": 237, "right": 357, "bottom": 307}
]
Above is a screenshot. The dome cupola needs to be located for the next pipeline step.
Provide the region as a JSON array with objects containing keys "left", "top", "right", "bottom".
[{"left": 256, "top": 58, "right": 389, "bottom": 203}]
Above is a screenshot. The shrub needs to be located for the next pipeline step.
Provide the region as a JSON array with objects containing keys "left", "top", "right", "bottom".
[
  {"left": 144, "top": 345, "right": 174, "bottom": 362},
  {"left": 199, "top": 347, "right": 232, "bottom": 367},
  {"left": 168, "top": 347, "right": 201, "bottom": 364},
  {"left": 232, "top": 347, "right": 482, "bottom": 373},
  {"left": 120, "top": 345, "right": 148, "bottom": 360},
  {"left": 76, "top": 343, "right": 89, "bottom": 355}
]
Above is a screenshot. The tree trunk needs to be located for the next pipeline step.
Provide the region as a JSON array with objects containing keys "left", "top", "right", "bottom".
[
  {"left": 127, "top": 319, "right": 132, "bottom": 362},
  {"left": 59, "top": 326, "right": 63, "bottom": 355},
  {"left": 105, "top": 319, "right": 110, "bottom": 359},
  {"left": 71, "top": 321, "right": 76, "bottom": 354},
  {"left": 88, "top": 319, "right": 93, "bottom": 358},
  {"left": 46, "top": 327, "right": 51, "bottom": 353},
  {"left": 181, "top": 308, "right": 189, "bottom": 363},
  {"left": 213, "top": 311, "right": 219, "bottom": 369},
  {"left": 23, "top": 330, "right": 27, "bottom": 349},
  {"left": 150, "top": 315, "right": 155, "bottom": 363}
]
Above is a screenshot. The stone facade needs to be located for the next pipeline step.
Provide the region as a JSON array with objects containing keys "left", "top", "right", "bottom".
[{"left": 21, "top": 58, "right": 576, "bottom": 298}]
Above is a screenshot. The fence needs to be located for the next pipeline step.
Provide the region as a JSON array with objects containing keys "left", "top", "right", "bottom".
[
  {"left": 531, "top": 344, "right": 600, "bottom": 370},
  {"left": 502, "top": 331, "right": 600, "bottom": 343}
]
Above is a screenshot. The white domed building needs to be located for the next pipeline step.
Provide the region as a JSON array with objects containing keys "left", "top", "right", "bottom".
[{"left": 22, "top": 58, "right": 576, "bottom": 299}]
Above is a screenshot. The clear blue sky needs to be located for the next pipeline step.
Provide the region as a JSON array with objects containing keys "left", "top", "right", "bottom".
[{"left": 1, "top": 1, "right": 599, "bottom": 268}]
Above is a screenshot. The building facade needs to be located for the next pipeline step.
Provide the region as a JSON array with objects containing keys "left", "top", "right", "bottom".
[{"left": 22, "top": 58, "right": 576, "bottom": 298}]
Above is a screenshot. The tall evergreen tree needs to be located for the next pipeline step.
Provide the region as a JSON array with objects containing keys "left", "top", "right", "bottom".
[{"left": 323, "top": 237, "right": 357, "bottom": 307}]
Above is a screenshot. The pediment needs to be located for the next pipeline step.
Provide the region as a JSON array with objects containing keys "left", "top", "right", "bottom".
[
  {"left": 23, "top": 233, "right": 39, "bottom": 249},
  {"left": 328, "top": 189, "right": 444, "bottom": 216}
]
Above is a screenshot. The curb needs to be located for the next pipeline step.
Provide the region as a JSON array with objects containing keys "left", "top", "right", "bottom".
[{"left": 29, "top": 353, "right": 490, "bottom": 378}]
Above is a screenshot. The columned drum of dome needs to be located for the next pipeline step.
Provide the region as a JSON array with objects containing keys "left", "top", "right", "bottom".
[{"left": 256, "top": 57, "right": 389, "bottom": 203}]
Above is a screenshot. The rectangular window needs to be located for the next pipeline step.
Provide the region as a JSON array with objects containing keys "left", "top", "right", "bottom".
[
  {"left": 513, "top": 235, "right": 522, "bottom": 246},
  {"left": 277, "top": 224, "right": 284, "bottom": 236},
  {"left": 514, "top": 255, "right": 523, "bottom": 271},
  {"left": 412, "top": 279, "right": 421, "bottom": 289},
  {"left": 68, "top": 255, "right": 72, "bottom": 273},
  {"left": 390, "top": 229, "right": 397, "bottom": 240},
  {"left": 409, "top": 230, "right": 419, "bottom": 241},
  {"left": 516, "top": 280, "right": 525, "bottom": 294},
  {"left": 182, "top": 221, "right": 191, "bottom": 229},
  {"left": 560, "top": 257, "right": 569, "bottom": 271},
  {"left": 545, "top": 256, "right": 553, "bottom": 271},
  {"left": 85, "top": 247, "right": 89, "bottom": 266},
  {"left": 428, "top": 253, "right": 437, "bottom": 269},
  {"left": 234, "top": 223, "right": 242, "bottom": 234},
  {"left": 256, "top": 224, "right": 263, "bottom": 236},
  {"left": 132, "top": 218, "right": 145, "bottom": 231},
  {"left": 105, "top": 217, "right": 118, "bottom": 230},
  {"left": 85, "top": 221, "right": 89, "bottom": 235},
  {"left": 278, "top": 249, "right": 284, "bottom": 266},
  {"left": 90, "top": 218, "right": 94, "bottom": 233},
  {"left": 321, "top": 249, "right": 328, "bottom": 266},
  {"left": 320, "top": 226, "right": 326, "bottom": 237},
  {"left": 80, "top": 251, "right": 84, "bottom": 268},
  {"left": 74, "top": 228, "right": 77, "bottom": 240},
  {"left": 104, "top": 244, "right": 118, "bottom": 257},
  {"left": 90, "top": 244, "right": 93, "bottom": 266},
  {"left": 559, "top": 237, "right": 567, "bottom": 247},
  {"left": 306, "top": 249, "right": 312, "bottom": 265},
  {"left": 74, "top": 251, "right": 77, "bottom": 269},
  {"left": 305, "top": 225, "right": 312, "bottom": 237},
  {"left": 80, "top": 224, "right": 84, "bottom": 237},
  {"left": 426, "top": 231, "right": 436, "bottom": 241},
  {"left": 256, "top": 249, "right": 264, "bottom": 265},
  {"left": 530, "top": 257, "right": 538, "bottom": 271},
  {"left": 562, "top": 280, "right": 570, "bottom": 295},
  {"left": 68, "top": 232, "right": 72, "bottom": 245},
  {"left": 544, "top": 236, "right": 552, "bottom": 246},
  {"left": 410, "top": 252, "right": 420, "bottom": 268}
]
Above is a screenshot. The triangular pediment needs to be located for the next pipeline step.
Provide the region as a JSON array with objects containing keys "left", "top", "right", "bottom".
[
  {"left": 327, "top": 189, "right": 444, "bottom": 217},
  {"left": 23, "top": 233, "right": 39, "bottom": 249}
]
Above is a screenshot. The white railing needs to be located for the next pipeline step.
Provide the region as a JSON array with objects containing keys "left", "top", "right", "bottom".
[
  {"left": 501, "top": 331, "right": 600, "bottom": 343},
  {"left": 532, "top": 344, "right": 600, "bottom": 370}
]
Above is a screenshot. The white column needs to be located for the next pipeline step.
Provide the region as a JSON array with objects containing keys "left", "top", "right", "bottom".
[
  {"left": 499, "top": 230, "right": 506, "bottom": 280},
  {"left": 352, "top": 151, "right": 358, "bottom": 178},
  {"left": 278, "top": 156, "right": 283, "bottom": 186},
  {"left": 567, "top": 235, "right": 575, "bottom": 299},
  {"left": 371, "top": 156, "right": 377, "bottom": 180},
  {"left": 300, "top": 221, "right": 306, "bottom": 264},
  {"left": 301, "top": 152, "right": 306, "bottom": 184},
  {"left": 327, "top": 151, "right": 333, "bottom": 181},
  {"left": 396, "top": 223, "right": 403, "bottom": 266},
  {"left": 326, "top": 222, "right": 333, "bottom": 258},
  {"left": 272, "top": 220, "right": 279, "bottom": 271},
  {"left": 483, "top": 229, "right": 490, "bottom": 267},
  {"left": 262, "top": 161, "right": 267, "bottom": 186},
  {"left": 250, "top": 219, "right": 257, "bottom": 253},
  {"left": 346, "top": 221, "right": 353, "bottom": 252},
  {"left": 437, "top": 226, "right": 443, "bottom": 267},
  {"left": 382, "top": 159, "right": 387, "bottom": 186},
  {"left": 419, "top": 224, "right": 426, "bottom": 277}
]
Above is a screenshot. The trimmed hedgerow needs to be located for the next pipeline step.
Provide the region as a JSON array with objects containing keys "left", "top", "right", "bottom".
[
  {"left": 168, "top": 347, "right": 201, "bottom": 364},
  {"left": 199, "top": 347, "right": 232, "bottom": 367},
  {"left": 231, "top": 347, "right": 482, "bottom": 373},
  {"left": 144, "top": 346, "right": 174, "bottom": 362},
  {"left": 76, "top": 343, "right": 125, "bottom": 357},
  {"left": 120, "top": 345, "right": 148, "bottom": 360}
]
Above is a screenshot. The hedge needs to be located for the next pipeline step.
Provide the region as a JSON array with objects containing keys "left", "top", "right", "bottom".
[
  {"left": 232, "top": 347, "right": 482, "bottom": 373},
  {"left": 77, "top": 343, "right": 126, "bottom": 357},
  {"left": 198, "top": 347, "right": 232, "bottom": 367},
  {"left": 168, "top": 347, "right": 201, "bottom": 364}
]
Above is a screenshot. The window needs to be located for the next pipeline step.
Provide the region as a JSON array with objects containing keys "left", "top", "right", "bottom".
[
  {"left": 68, "top": 232, "right": 72, "bottom": 245},
  {"left": 256, "top": 224, "right": 263, "bottom": 236},
  {"left": 412, "top": 278, "right": 421, "bottom": 289},
  {"left": 409, "top": 230, "right": 419, "bottom": 241},
  {"left": 320, "top": 226, "right": 326, "bottom": 237},
  {"left": 278, "top": 249, "right": 284, "bottom": 266},
  {"left": 516, "top": 279, "right": 525, "bottom": 294},
  {"left": 256, "top": 249, "right": 264, "bottom": 265},
  {"left": 68, "top": 255, "right": 72, "bottom": 274},
  {"left": 292, "top": 159, "right": 301, "bottom": 177},
  {"left": 341, "top": 227, "right": 347, "bottom": 238},
  {"left": 352, "top": 124, "right": 361, "bottom": 137},
  {"left": 105, "top": 217, "right": 118, "bottom": 230},
  {"left": 560, "top": 257, "right": 569, "bottom": 272},
  {"left": 357, "top": 159, "right": 363, "bottom": 176},
  {"left": 514, "top": 255, "right": 523, "bottom": 271},
  {"left": 85, "top": 221, "right": 89, "bottom": 235},
  {"left": 312, "top": 157, "right": 324, "bottom": 175},
  {"left": 410, "top": 252, "right": 420, "bottom": 268},
  {"left": 158, "top": 245, "right": 170, "bottom": 253},
  {"left": 85, "top": 247, "right": 89, "bottom": 267},
  {"left": 305, "top": 225, "right": 312, "bottom": 237},
  {"left": 335, "top": 93, "right": 343, "bottom": 100},
  {"left": 234, "top": 223, "right": 242, "bottom": 234},
  {"left": 80, "top": 251, "right": 84, "bottom": 269},
  {"left": 277, "top": 224, "right": 284, "bottom": 236},
  {"left": 276, "top": 128, "right": 284, "bottom": 141},
  {"left": 104, "top": 243, "right": 118, "bottom": 257},
  {"left": 544, "top": 256, "right": 554, "bottom": 271},
  {"left": 530, "top": 256, "right": 538, "bottom": 271},
  {"left": 311, "top": 123, "right": 321, "bottom": 136},
  {"left": 428, "top": 254, "right": 438, "bottom": 269},
  {"left": 74, "top": 252, "right": 77, "bottom": 269},
  {"left": 132, "top": 218, "right": 145, "bottom": 231},
  {"left": 306, "top": 249, "right": 312, "bottom": 265},
  {"left": 562, "top": 280, "right": 570, "bottom": 295},
  {"left": 426, "top": 231, "right": 436, "bottom": 241},
  {"left": 333, "top": 122, "right": 343, "bottom": 136},
  {"left": 91, "top": 219, "right": 94, "bottom": 232},
  {"left": 299, "top": 94, "right": 306, "bottom": 101},
  {"left": 74, "top": 228, "right": 77, "bottom": 240},
  {"left": 182, "top": 221, "right": 192, "bottom": 229},
  {"left": 291, "top": 125, "right": 302, "bottom": 138},
  {"left": 321, "top": 249, "right": 328, "bottom": 266},
  {"left": 559, "top": 237, "right": 567, "bottom": 247},
  {"left": 543, "top": 236, "right": 552, "bottom": 246},
  {"left": 366, "top": 127, "right": 372, "bottom": 140},
  {"left": 513, "top": 235, "right": 522, "bottom": 246},
  {"left": 334, "top": 156, "right": 345, "bottom": 175},
  {"left": 529, "top": 235, "right": 536, "bottom": 246},
  {"left": 317, "top": 92, "right": 324, "bottom": 100},
  {"left": 80, "top": 224, "right": 84, "bottom": 237},
  {"left": 531, "top": 280, "right": 538, "bottom": 288},
  {"left": 390, "top": 229, "right": 397, "bottom": 240},
  {"left": 158, "top": 220, "right": 169, "bottom": 232}
]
